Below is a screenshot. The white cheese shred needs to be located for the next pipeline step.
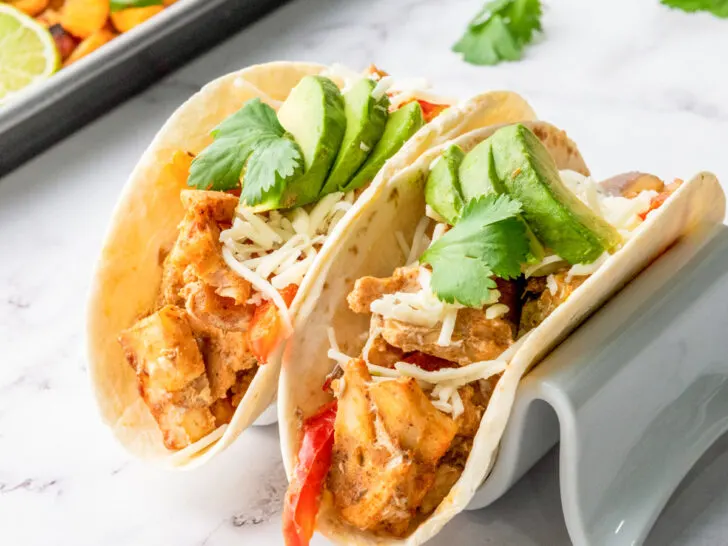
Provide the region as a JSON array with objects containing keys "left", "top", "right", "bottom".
[
  {"left": 395, "top": 231, "right": 410, "bottom": 260},
  {"left": 406, "top": 216, "right": 431, "bottom": 265},
  {"left": 450, "top": 389, "right": 464, "bottom": 420},
  {"left": 485, "top": 303, "right": 509, "bottom": 320},
  {"left": 437, "top": 308, "right": 459, "bottom": 346}
]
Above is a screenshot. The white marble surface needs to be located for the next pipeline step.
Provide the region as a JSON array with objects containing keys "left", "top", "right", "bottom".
[{"left": 2, "top": 0, "right": 728, "bottom": 544}]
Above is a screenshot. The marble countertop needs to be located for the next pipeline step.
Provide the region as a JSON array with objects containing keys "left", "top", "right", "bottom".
[{"left": 2, "top": 0, "right": 728, "bottom": 544}]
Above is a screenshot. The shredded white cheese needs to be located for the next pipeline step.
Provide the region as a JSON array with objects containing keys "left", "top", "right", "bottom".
[
  {"left": 567, "top": 251, "right": 610, "bottom": 281},
  {"left": 328, "top": 347, "right": 355, "bottom": 366},
  {"left": 524, "top": 254, "right": 566, "bottom": 278},
  {"left": 485, "top": 303, "right": 509, "bottom": 320},
  {"left": 221, "top": 247, "right": 293, "bottom": 335},
  {"left": 559, "top": 170, "right": 658, "bottom": 232},
  {"left": 437, "top": 307, "right": 459, "bottom": 346},
  {"left": 391, "top": 358, "right": 506, "bottom": 387},
  {"left": 431, "top": 222, "right": 448, "bottom": 243},
  {"left": 546, "top": 274, "right": 559, "bottom": 296},
  {"left": 450, "top": 389, "right": 465, "bottom": 420},
  {"left": 431, "top": 400, "right": 453, "bottom": 414},
  {"left": 221, "top": 191, "right": 353, "bottom": 297},
  {"left": 405, "top": 216, "right": 432, "bottom": 266},
  {"left": 360, "top": 141, "right": 371, "bottom": 153},
  {"left": 371, "top": 76, "right": 394, "bottom": 100},
  {"left": 395, "top": 231, "right": 410, "bottom": 260},
  {"left": 370, "top": 267, "right": 464, "bottom": 329},
  {"left": 327, "top": 326, "right": 341, "bottom": 354}
]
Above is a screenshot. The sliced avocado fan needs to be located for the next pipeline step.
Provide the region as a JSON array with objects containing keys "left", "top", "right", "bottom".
[
  {"left": 487, "top": 124, "right": 621, "bottom": 264},
  {"left": 320, "top": 78, "right": 389, "bottom": 196},
  {"left": 459, "top": 138, "right": 544, "bottom": 263},
  {"left": 343, "top": 100, "right": 425, "bottom": 193},
  {"left": 277, "top": 75, "right": 346, "bottom": 207}
]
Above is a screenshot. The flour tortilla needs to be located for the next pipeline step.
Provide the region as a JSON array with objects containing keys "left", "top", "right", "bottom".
[
  {"left": 278, "top": 121, "right": 725, "bottom": 545},
  {"left": 86, "top": 61, "right": 536, "bottom": 468}
]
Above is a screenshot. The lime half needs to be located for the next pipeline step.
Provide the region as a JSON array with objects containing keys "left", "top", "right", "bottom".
[{"left": 0, "top": 4, "right": 59, "bottom": 104}]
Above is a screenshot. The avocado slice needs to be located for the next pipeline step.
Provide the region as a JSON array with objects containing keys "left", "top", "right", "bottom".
[
  {"left": 320, "top": 78, "right": 389, "bottom": 195},
  {"left": 425, "top": 144, "right": 465, "bottom": 224},
  {"left": 459, "top": 139, "right": 505, "bottom": 200},
  {"left": 459, "top": 139, "right": 544, "bottom": 263},
  {"left": 488, "top": 124, "right": 621, "bottom": 264},
  {"left": 277, "top": 76, "right": 346, "bottom": 207},
  {"left": 343, "top": 100, "right": 425, "bottom": 192}
]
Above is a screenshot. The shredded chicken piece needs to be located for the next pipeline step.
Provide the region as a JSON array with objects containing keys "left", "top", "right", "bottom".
[
  {"left": 327, "top": 359, "right": 457, "bottom": 537},
  {"left": 379, "top": 308, "right": 513, "bottom": 365},
  {"left": 118, "top": 306, "right": 217, "bottom": 449},
  {"left": 195, "top": 328, "right": 257, "bottom": 400},
  {"left": 347, "top": 266, "right": 420, "bottom": 314},
  {"left": 159, "top": 190, "right": 251, "bottom": 309},
  {"left": 183, "top": 281, "right": 253, "bottom": 332},
  {"left": 350, "top": 268, "right": 516, "bottom": 364}
]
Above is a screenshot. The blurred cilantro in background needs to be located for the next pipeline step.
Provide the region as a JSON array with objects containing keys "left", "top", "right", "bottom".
[
  {"left": 454, "top": 0, "right": 728, "bottom": 66},
  {"left": 453, "top": 0, "right": 542, "bottom": 66}
]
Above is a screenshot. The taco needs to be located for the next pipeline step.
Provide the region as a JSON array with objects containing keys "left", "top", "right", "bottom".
[
  {"left": 86, "top": 61, "right": 536, "bottom": 467},
  {"left": 278, "top": 121, "right": 725, "bottom": 545}
]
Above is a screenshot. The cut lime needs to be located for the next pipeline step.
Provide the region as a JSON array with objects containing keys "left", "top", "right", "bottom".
[{"left": 0, "top": 4, "right": 59, "bottom": 104}]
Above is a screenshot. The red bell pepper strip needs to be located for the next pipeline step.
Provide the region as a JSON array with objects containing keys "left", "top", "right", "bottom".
[
  {"left": 639, "top": 179, "right": 683, "bottom": 221},
  {"left": 282, "top": 401, "right": 338, "bottom": 546},
  {"left": 247, "top": 284, "right": 298, "bottom": 364},
  {"left": 403, "top": 351, "right": 457, "bottom": 372},
  {"left": 417, "top": 99, "right": 449, "bottom": 123}
]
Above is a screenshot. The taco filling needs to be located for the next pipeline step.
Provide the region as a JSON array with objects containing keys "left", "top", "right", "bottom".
[
  {"left": 283, "top": 124, "right": 681, "bottom": 544},
  {"left": 117, "top": 66, "right": 451, "bottom": 451}
]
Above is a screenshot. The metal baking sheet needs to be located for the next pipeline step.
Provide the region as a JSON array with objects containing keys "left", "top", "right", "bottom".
[{"left": 0, "top": 0, "right": 288, "bottom": 176}]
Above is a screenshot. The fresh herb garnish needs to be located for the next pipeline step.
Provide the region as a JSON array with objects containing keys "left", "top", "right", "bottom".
[
  {"left": 187, "top": 98, "right": 303, "bottom": 206},
  {"left": 421, "top": 194, "right": 530, "bottom": 307},
  {"left": 660, "top": 0, "right": 728, "bottom": 17},
  {"left": 453, "top": 0, "right": 543, "bottom": 66},
  {"left": 110, "top": 0, "right": 163, "bottom": 13}
]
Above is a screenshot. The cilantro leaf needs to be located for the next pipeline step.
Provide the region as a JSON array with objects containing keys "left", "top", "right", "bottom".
[
  {"left": 453, "top": 0, "right": 543, "bottom": 66},
  {"left": 241, "top": 136, "right": 303, "bottom": 205},
  {"left": 110, "top": 0, "right": 163, "bottom": 12},
  {"left": 187, "top": 98, "right": 303, "bottom": 206},
  {"left": 660, "top": 0, "right": 728, "bottom": 17},
  {"left": 421, "top": 194, "right": 530, "bottom": 306}
]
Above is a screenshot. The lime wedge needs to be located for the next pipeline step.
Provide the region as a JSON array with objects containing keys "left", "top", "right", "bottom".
[{"left": 0, "top": 4, "right": 59, "bottom": 104}]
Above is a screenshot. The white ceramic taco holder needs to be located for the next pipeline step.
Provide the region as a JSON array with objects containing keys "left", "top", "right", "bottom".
[{"left": 466, "top": 222, "right": 728, "bottom": 545}]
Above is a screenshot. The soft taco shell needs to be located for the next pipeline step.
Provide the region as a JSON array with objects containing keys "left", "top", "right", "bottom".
[
  {"left": 278, "top": 121, "right": 725, "bottom": 545},
  {"left": 86, "top": 61, "right": 536, "bottom": 468}
]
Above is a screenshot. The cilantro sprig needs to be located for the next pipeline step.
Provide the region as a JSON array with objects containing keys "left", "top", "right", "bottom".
[
  {"left": 110, "top": 0, "right": 163, "bottom": 12},
  {"left": 453, "top": 0, "right": 543, "bottom": 66},
  {"left": 421, "top": 194, "right": 530, "bottom": 307},
  {"left": 660, "top": 0, "right": 728, "bottom": 17},
  {"left": 187, "top": 98, "right": 303, "bottom": 206}
]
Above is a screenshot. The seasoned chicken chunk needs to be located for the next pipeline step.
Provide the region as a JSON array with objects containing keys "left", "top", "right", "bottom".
[
  {"left": 519, "top": 273, "right": 586, "bottom": 335},
  {"left": 369, "top": 378, "right": 457, "bottom": 465},
  {"left": 119, "top": 305, "right": 207, "bottom": 392},
  {"left": 351, "top": 268, "right": 516, "bottom": 364},
  {"left": 328, "top": 359, "right": 457, "bottom": 537},
  {"left": 183, "top": 281, "right": 253, "bottom": 332},
  {"left": 198, "top": 329, "right": 257, "bottom": 400},
  {"left": 347, "top": 266, "right": 420, "bottom": 314},
  {"left": 118, "top": 306, "right": 216, "bottom": 449},
  {"left": 365, "top": 316, "right": 404, "bottom": 367},
  {"left": 601, "top": 172, "right": 664, "bottom": 198},
  {"left": 159, "top": 190, "right": 250, "bottom": 308},
  {"left": 380, "top": 308, "right": 514, "bottom": 365}
]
